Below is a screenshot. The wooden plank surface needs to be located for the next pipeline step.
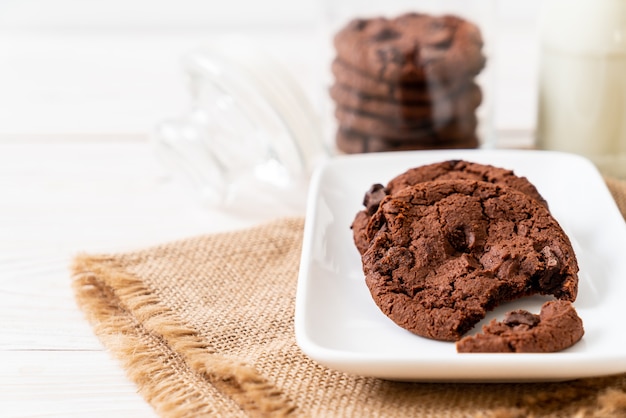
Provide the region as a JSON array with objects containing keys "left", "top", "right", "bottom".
[{"left": 0, "top": 138, "right": 303, "bottom": 416}]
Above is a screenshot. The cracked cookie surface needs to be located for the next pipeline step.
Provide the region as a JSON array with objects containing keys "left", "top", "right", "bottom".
[
  {"left": 362, "top": 179, "right": 578, "bottom": 341},
  {"left": 352, "top": 160, "right": 548, "bottom": 255}
]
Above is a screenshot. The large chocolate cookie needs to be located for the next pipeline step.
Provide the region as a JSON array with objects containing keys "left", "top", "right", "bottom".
[
  {"left": 352, "top": 160, "right": 548, "bottom": 254},
  {"left": 335, "top": 107, "right": 478, "bottom": 141},
  {"left": 331, "top": 59, "right": 472, "bottom": 103},
  {"left": 385, "top": 160, "right": 548, "bottom": 205},
  {"left": 336, "top": 128, "right": 478, "bottom": 154},
  {"left": 333, "top": 13, "right": 485, "bottom": 84},
  {"left": 362, "top": 180, "right": 578, "bottom": 341},
  {"left": 456, "top": 300, "right": 584, "bottom": 352},
  {"left": 330, "top": 82, "right": 482, "bottom": 123}
]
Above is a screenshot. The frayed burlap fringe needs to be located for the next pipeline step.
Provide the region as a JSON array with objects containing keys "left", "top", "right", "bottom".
[
  {"left": 73, "top": 272, "right": 232, "bottom": 417},
  {"left": 72, "top": 220, "right": 300, "bottom": 417},
  {"left": 72, "top": 181, "right": 626, "bottom": 417}
]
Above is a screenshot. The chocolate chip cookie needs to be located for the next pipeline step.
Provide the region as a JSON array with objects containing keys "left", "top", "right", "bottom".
[
  {"left": 333, "top": 13, "right": 485, "bottom": 84},
  {"left": 361, "top": 179, "right": 578, "bottom": 341},
  {"left": 331, "top": 59, "right": 473, "bottom": 103},
  {"left": 330, "top": 82, "right": 482, "bottom": 123},
  {"left": 385, "top": 160, "right": 548, "bottom": 205},
  {"left": 352, "top": 160, "right": 548, "bottom": 254},
  {"left": 456, "top": 300, "right": 584, "bottom": 352},
  {"left": 335, "top": 107, "right": 478, "bottom": 141},
  {"left": 336, "top": 128, "right": 479, "bottom": 154}
]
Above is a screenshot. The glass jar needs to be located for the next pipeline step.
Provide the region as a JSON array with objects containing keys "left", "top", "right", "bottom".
[
  {"left": 154, "top": 40, "right": 330, "bottom": 208},
  {"left": 537, "top": 0, "right": 626, "bottom": 178},
  {"left": 320, "top": 0, "right": 497, "bottom": 153}
]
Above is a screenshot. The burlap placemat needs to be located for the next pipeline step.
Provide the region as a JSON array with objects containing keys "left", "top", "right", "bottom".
[{"left": 72, "top": 178, "right": 626, "bottom": 418}]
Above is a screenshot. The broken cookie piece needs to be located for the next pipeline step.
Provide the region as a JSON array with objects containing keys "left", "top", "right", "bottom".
[{"left": 456, "top": 300, "right": 584, "bottom": 353}]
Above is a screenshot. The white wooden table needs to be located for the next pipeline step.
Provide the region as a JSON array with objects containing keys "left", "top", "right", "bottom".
[{"left": 0, "top": 138, "right": 306, "bottom": 417}]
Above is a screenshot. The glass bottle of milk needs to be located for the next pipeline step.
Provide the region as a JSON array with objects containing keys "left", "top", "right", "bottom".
[{"left": 536, "top": 0, "right": 626, "bottom": 178}]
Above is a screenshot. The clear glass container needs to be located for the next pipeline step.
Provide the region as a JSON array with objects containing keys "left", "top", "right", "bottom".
[
  {"left": 320, "top": 0, "right": 497, "bottom": 154},
  {"left": 537, "top": 0, "right": 626, "bottom": 178},
  {"left": 154, "top": 40, "right": 330, "bottom": 208}
]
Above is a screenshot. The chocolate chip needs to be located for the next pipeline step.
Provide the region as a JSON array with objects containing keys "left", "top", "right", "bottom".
[
  {"left": 447, "top": 224, "right": 479, "bottom": 254},
  {"left": 376, "top": 46, "right": 404, "bottom": 66},
  {"left": 447, "top": 226, "right": 469, "bottom": 253},
  {"left": 503, "top": 310, "right": 540, "bottom": 327},
  {"left": 371, "top": 28, "right": 402, "bottom": 42},
  {"left": 375, "top": 46, "right": 403, "bottom": 78},
  {"left": 542, "top": 246, "right": 560, "bottom": 269},
  {"left": 363, "top": 183, "right": 387, "bottom": 215},
  {"left": 350, "top": 19, "right": 368, "bottom": 31},
  {"left": 537, "top": 246, "right": 562, "bottom": 288}
]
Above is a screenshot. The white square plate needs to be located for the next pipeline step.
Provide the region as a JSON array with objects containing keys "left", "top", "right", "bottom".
[{"left": 295, "top": 149, "right": 626, "bottom": 381}]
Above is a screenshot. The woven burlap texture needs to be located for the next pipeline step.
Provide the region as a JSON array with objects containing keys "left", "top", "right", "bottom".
[{"left": 72, "top": 178, "right": 626, "bottom": 418}]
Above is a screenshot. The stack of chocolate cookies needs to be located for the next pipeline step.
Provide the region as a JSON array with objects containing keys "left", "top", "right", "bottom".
[{"left": 331, "top": 13, "right": 486, "bottom": 153}]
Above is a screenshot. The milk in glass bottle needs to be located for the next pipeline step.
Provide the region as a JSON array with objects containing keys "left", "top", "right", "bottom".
[{"left": 537, "top": 0, "right": 626, "bottom": 178}]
